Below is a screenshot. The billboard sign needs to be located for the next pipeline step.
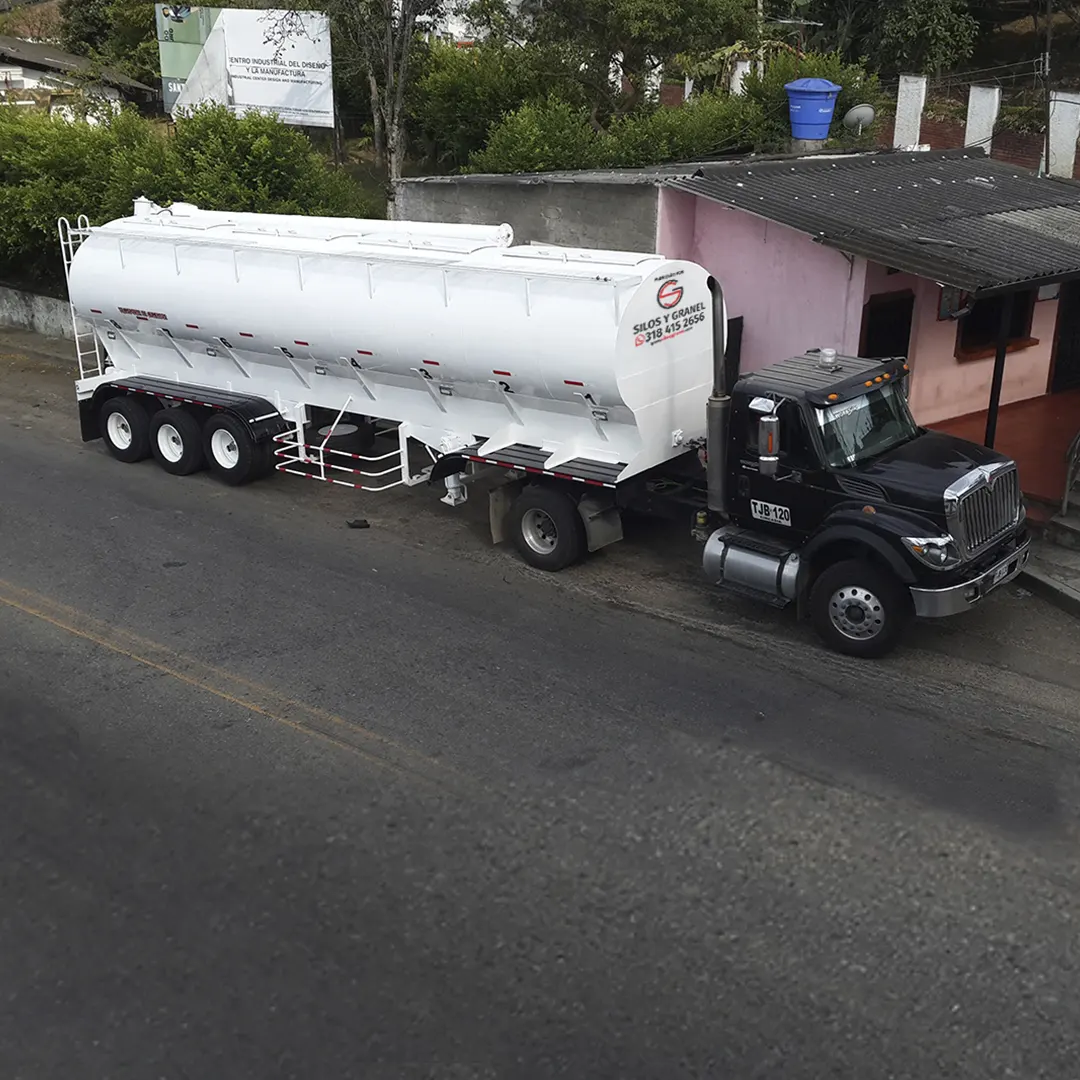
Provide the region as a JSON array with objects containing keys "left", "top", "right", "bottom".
[{"left": 155, "top": 5, "right": 334, "bottom": 128}]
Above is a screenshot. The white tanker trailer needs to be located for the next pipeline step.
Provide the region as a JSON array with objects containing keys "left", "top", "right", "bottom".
[{"left": 59, "top": 200, "right": 1031, "bottom": 658}]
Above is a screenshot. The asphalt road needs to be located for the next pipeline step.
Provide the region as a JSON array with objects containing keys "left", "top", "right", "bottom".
[{"left": 4, "top": 341, "right": 1080, "bottom": 1077}]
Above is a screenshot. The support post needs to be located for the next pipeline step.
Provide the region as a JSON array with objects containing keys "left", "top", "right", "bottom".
[{"left": 984, "top": 291, "right": 1015, "bottom": 448}]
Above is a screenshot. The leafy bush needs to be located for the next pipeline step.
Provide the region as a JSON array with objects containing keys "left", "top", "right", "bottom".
[
  {"left": 605, "top": 92, "right": 764, "bottom": 167},
  {"left": 0, "top": 104, "right": 381, "bottom": 291},
  {"left": 409, "top": 42, "right": 589, "bottom": 169},
  {"left": 467, "top": 96, "right": 607, "bottom": 174},
  {"left": 741, "top": 51, "right": 885, "bottom": 153},
  {"left": 468, "top": 90, "right": 765, "bottom": 174}
]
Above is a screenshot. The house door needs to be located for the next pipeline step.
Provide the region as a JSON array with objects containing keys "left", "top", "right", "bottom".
[
  {"left": 1051, "top": 282, "right": 1080, "bottom": 393},
  {"left": 861, "top": 292, "right": 915, "bottom": 360}
]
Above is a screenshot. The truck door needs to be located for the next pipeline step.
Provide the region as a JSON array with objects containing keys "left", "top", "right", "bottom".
[{"left": 736, "top": 399, "right": 825, "bottom": 540}]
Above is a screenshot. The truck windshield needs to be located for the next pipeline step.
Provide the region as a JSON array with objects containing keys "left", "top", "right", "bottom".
[{"left": 813, "top": 383, "right": 919, "bottom": 468}]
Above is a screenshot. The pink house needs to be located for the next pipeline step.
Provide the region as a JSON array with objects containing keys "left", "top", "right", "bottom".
[{"left": 657, "top": 149, "right": 1080, "bottom": 508}]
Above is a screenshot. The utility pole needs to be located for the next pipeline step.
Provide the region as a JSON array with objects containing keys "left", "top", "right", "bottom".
[{"left": 1044, "top": 0, "right": 1053, "bottom": 175}]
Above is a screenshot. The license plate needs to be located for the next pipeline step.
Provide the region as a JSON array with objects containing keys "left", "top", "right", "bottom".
[
  {"left": 750, "top": 500, "right": 791, "bottom": 527},
  {"left": 990, "top": 561, "right": 1012, "bottom": 587}
]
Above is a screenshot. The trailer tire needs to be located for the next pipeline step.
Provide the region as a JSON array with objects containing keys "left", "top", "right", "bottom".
[
  {"left": 203, "top": 413, "right": 270, "bottom": 486},
  {"left": 808, "top": 559, "right": 912, "bottom": 659},
  {"left": 99, "top": 395, "right": 152, "bottom": 463},
  {"left": 149, "top": 406, "right": 206, "bottom": 476},
  {"left": 509, "top": 486, "right": 586, "bottom": 571}
]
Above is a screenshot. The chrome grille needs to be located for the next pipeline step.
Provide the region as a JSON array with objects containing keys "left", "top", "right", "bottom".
[{"left": 950, "top": 465, "right": 1020, "bottom": 557}]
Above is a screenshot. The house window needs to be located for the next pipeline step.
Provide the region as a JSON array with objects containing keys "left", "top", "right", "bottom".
[{"left": 956, "top": 289, "right": 1038, "bottom": 361}]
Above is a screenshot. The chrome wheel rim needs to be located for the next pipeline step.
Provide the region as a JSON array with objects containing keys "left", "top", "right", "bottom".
[
  {"left": 828, "top": 586, "right": 886, "bottom": 641},
  {"left": 521, "top": 509, "right": 558, "bottom": 555},
  {"left": 157, "top": 423, "right": 184, "bottom": 463}
]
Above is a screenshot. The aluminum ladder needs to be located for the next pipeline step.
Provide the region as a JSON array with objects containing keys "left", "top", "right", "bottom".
[{"left": 57, "top": 215, "right": 103, "bottom": 379}]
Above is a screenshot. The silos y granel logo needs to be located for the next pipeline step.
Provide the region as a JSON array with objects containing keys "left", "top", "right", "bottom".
[{"left": 657, "top": 279, "right": 683, "bottom": 309}]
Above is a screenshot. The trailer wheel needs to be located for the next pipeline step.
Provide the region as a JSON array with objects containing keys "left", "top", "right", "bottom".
[
  {"left": 99, "top": 395, "right": 152, "bottom": 463},
  {"left": 203, "top": 413, "right": 269, "bottom": 486},
  {"left": 149, "top": 406, "right": 206, "bottom": 476},
  {"left": 509, "top": 486, "right": 585, "bottom": 571},
  {"left": 808, "top": 559, "right": 912, "bottom": 659}
]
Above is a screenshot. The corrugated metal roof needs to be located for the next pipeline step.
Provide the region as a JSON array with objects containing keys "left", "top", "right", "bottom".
[
  {"left": 0, "top": 34, "right": 154, "bottom": 93},
  {"left": 667, "top": 149, "right": 1080, "bottom": 294}
]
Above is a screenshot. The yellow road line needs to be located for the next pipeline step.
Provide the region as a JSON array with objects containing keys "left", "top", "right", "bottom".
[{"left": 0, "top": 578, "right": 469, "bottom": 794}]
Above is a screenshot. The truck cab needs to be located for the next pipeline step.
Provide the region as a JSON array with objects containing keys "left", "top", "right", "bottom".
[{"left": 702, "top": 349, "right": 1030, "bottom": 657}]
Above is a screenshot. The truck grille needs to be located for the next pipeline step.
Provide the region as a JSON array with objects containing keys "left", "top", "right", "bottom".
[{"left": 949, "top": 465, "right": 1021, "bottom": 558}]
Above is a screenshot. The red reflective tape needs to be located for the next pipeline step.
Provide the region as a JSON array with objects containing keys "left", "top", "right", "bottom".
[
  {"left": 423, "top": 359, "right": 440, "bottom": 366},
  {"left": 294, "top": 340, "right": 309, "bottom": 346},
  {"left": 554, "top": 472, "right": 573, "bottom": 480},
  {"left": 496, "top": 461, "right": 514, "bottom": 469},
  {"left": 525, "top": 466, "right": 542, "bottom": 474},
  {"left": 186, "top": 323, "right": 199, "bottom": 329},
  {"left": 493, "top": 370, "right": 512, "bottom": 376},
  {"left": 585, "top": 479, "right": 604, "bottom": 486},
  {"left": 356, "top": 349, "right": 373, "bottom": 356},
  {"left": 136, "top": 316, "right": 149, "bottom": 321},
  {"left": 564, "top": 380, "right": 583, "bottom": 386},
  {"left": 90, "top": 308, "right": 102, "bottom": 314},
  {"left": 239, "top": 332, "right": 253, "bottom": 338}
]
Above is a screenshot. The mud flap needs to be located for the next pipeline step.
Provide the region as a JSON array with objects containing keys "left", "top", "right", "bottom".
[
  {"left": 577, "top": 494, "right": 623, "bottom": 552},
  {"left": 488, "top": 478, "right": 525, "bottom": 545}
]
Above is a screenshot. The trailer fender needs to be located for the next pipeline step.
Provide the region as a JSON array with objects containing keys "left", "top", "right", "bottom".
[{"left": 428, "top": 454, "right": 471, "bottom": 484}]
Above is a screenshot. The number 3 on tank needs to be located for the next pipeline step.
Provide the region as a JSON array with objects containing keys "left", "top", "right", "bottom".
[{"left": 751, "top": 500, "right": 792, "bottom": 526}]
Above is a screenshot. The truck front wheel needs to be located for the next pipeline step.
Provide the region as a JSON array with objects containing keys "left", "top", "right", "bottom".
[
  {"left": 509, "top": 486, "right": 585, "bottom": 571},
  {"left": 809, "top": 559, "right": 912, "bottom": 659}
]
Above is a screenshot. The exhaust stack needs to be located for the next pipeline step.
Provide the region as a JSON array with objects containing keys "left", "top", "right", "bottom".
[{"left": 706, "top": 277, "right": 729, "bottom": 515}]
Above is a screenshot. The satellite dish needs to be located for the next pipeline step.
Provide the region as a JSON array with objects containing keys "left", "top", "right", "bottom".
[{"left": 842, "top": 103, "right": 877, "bottom": 136}]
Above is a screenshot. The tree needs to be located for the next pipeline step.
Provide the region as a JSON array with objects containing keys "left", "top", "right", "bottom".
[
  {"left": 475, "top": 0, "right": 755, "bottom": 116},
  {"left": 775, "top": 0, "right": 981, "bottom": 76},
  {"left": 59, "top": 0, "right": 112, "bottom": 56},
  {"left": 877, "top": 0, "right": 979, "bottom": 75},
  {"left": 265, "top": 0, "right": 441, "bottom": 182}
]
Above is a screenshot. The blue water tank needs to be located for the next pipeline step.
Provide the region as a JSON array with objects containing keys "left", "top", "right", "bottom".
[{"left": 784, "top": 78, "right": 842, "bottom": 141}]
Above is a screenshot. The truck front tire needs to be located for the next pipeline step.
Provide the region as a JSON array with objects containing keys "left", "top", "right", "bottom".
[
  {"left": 808, "top": 559, "right": 912, "bottom": 659},
  {"left": 509, "top": 486, "right": 586, "bottom": 571}
]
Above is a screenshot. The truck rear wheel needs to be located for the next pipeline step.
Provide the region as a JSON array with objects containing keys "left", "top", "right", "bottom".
[
  {"left": 203, "top": 413, "right": 270, "bottom": 486},
  {"left": 809, "top": 559, "right": 911, "bottom": 659},
  {"left": 149, "top": 406, "right": 206, "bottom": 476},
  {"left": 99, "top": 395, "right": 152, "bottom": 463},
  {"left": 509, "top": 486, "right": 585, "bottom": 571}
]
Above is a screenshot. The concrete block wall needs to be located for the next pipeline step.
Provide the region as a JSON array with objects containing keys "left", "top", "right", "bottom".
[{"left": 0, "top": 285, "right": 73, "bottom": 339}]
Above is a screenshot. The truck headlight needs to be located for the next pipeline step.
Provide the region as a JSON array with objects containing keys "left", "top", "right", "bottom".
[{"left": 902, "top": 535, "right": 962, "bottom": 571}]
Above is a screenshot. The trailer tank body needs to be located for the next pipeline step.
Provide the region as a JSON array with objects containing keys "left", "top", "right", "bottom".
[{"left": 68, "top": 205, "right": 717, "bottom": 481}]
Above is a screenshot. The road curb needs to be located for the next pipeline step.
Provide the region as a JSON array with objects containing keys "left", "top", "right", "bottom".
[{"left": 1019, "top": 563, "right": 1080, "bottom": 621}]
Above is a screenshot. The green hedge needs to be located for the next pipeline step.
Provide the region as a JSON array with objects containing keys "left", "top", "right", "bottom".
[
  {"left": 408, "top": 42, "right": 590, "bottom": 170},
  {"left": 467, "top": 50, "right": 882, "bottom": 174},
  {"left": 0, "top": 103, "right": 381, "bottom": 291},
  {"left": 467, "top": 91, "right": 764, "bottom": 174}
]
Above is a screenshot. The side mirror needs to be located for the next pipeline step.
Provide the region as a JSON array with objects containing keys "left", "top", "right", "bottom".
[{"left": 758, "top": 414, "right": 780, "bottom": 477}]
